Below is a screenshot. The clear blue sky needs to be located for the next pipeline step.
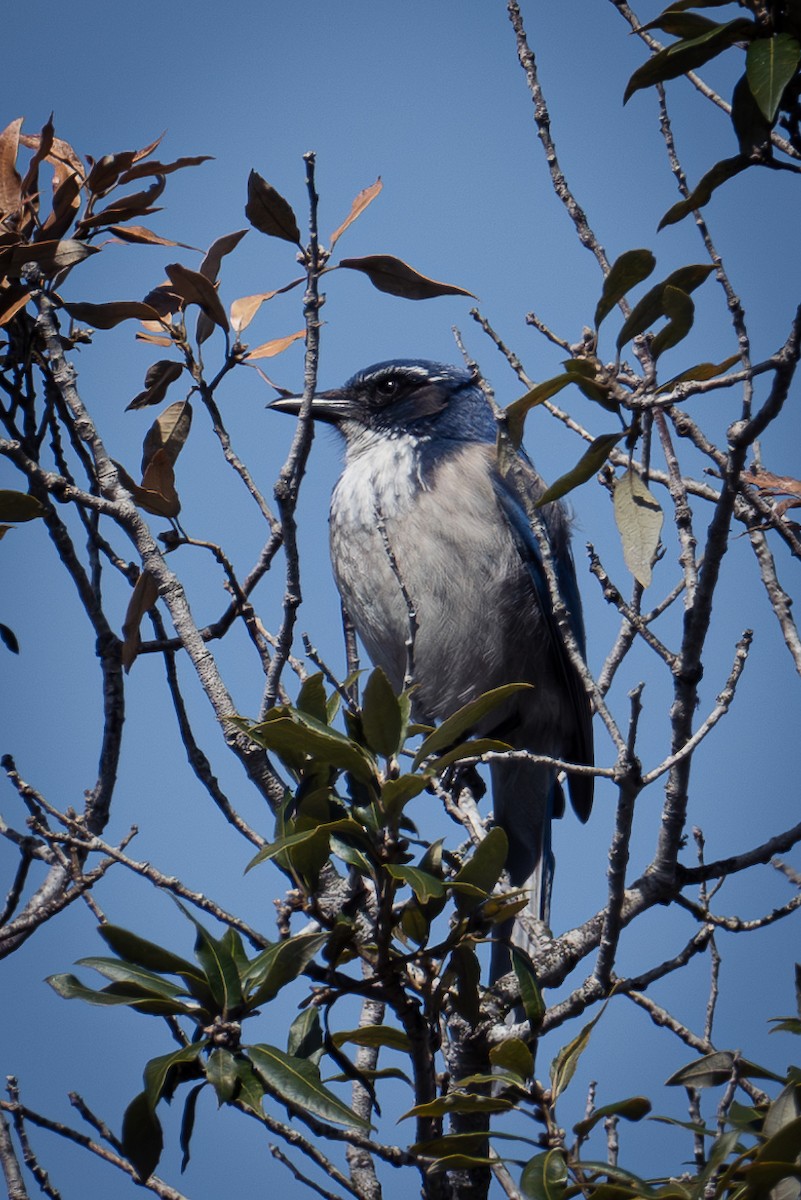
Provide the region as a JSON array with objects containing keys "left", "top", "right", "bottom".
[{"left": 2, "top": 2, "right": 800, "bottom": 1197}]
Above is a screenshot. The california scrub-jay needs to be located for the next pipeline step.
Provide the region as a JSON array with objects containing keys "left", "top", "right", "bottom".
[{"left": 272, "top": 360, "right": 593, "bottom": 978}]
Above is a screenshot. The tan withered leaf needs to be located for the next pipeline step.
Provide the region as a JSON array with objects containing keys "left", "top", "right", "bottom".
[
  {"left": 85, "top": 150, "right": 139, "bottom": 198},
  {"left": 196, "top": 229, "right": 248, "bottom": 282},
  {"left": 165, "top": 262, "right": 228, "bottom": 331},
  {"left": 114, "top": 454, "right": 180, "bottom": 518},
  {"left": 63, "top": 299, "right": 165, "bottom": 330},
  {"left": 245, "top": 171, "right": 301, "bottom": 244},
  {"left": 108, "top": 224, "right": 197, "bottom": 250},
  {"left": 121, "top": 570, "right": 159, "bottom": 672},
  {"left": 0, "top": 239, "right": 99, "bottom": 278},
  {"left": 77, "top": 176, "right": 166, "bottom": 231},
  {"left": 0, "top": 118, "right": 23, "bottom": 216},
  {"left": 141, "top": 282, "right": 183, "bottom": 323},
  {"left": 19, "top": 114, "right": 55, "bottom": 218},
  {"left": 141, "top": 399, "right": 193, "bottom": 473},
  {"left": 41, "top": 171, "right": 82, "bottom": 240},
  {"left": 329, "top": 178, "right": 382, "bottom": 249},
  {"left": 337, "top": 254, "right": 476, "bottom": 300},
  {"left": 19, "top": 131, "right": 85, "bottom": 185},
  {"left": 245, "top": 330, "right": 305, "bottom": 359},
  {"left": 748, "top": 468, "right": 801, "bottom": 517},
  {"left": 127, "top": 360, "right": 184, "bottom": 410},
  {"left": 229, "top": 277, "right": 305, "bottom": 334},
  {"left": 136, "top": 331, "right": 174, "bottom": 347},
  {"left": 613, "top": 468, "right": 664, "bottom": 588}
]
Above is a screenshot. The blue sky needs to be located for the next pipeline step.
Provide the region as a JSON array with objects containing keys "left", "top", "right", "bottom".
[{"left": 2, "top": 2, "right": 801, "bottom": 1197}]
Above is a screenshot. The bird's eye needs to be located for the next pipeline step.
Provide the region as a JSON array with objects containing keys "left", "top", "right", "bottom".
[{"left": 374, "top": 377, "right": 400, "bottom": 402}]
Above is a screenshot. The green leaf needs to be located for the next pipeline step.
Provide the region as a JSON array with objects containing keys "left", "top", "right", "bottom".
[
  {"left": 429, "top": 737, "right": 512, "bottom": 774},
  {"left": 640, "top": 10, "right": 720, "bottom": 38},
  {"left": 613, "top": 468, "right": 664, "bottom": 588},
  {"left": 385, "top": 864, "right": 446, "bottom": 903},
  {"left": 519, "top": 1148, "right": 569, "bottom": 1199},
  {"left": 616, "top": 264, "right": 714, "bottom": 348},
  {"left": 287, "top": 1007, "right": 324, "bottom": 1063},
  {"left": 183, "top": 911, "right": 243, "bottom": 1015},
  {"left": 332, "top": 1026, "right": 412, "bottom": 1053},
  {"left": 0, "top": 490, "right": 45, "bottom": 522},
  {"left": 247, "top": 1043, "right": 371, "bottom": 1129},
  {"left": 511, "top": 949, "right": 546, "bottom": 1030},
  {"left": 242, "top": 711, "right": 378, "bottom": 783},
  {"left": 536, "top": 432, "right": 624, "bottom": 506},
  {"left": 179, "top": 1083, "right": 204, "bottom": 1172},
  {"left": 650, "top": 285, "right": 695, "bottom": 359},
  {"left": 505, "top": 376, "right": 573, "bottom": 448},
  {"left": 45, "top": 973, "right": 197, "bottom": 1015},
  {"left": 206, "top": 1048, "right": 238, "bottom": 1105},
  {"left": 245, "top": 818, "right": 367, "bottom": 872},
  {"left": 242, "top": 931, "right": 328, "bottom": 1006},
  {"left": 381, "top": 773, "right": 429, "bottom": 822},
  {"left": 656, "top": 353, "right": 740, "bottom": 393},
  {"left": 411, "top": 684, "right": 532, "bottom": 769},
  {"left": 451, "top": 827, "right": 509, "bottom": 913},
  {"left": 233, "top": 1058, "right": 267, "bottom": 1116},
  {"left": 447, "top": 944, "right": 481, "bottom": 1024},
  {"left": 489, "top": 1037, "right": 534, "bottom": 1082},
  {"left": 76, "top": 956, "right": 187, "bottom": 999},
  {"left": 595, "top": 249, "right": 656, "bottom": 327},
  {"left": 624, "top": 19, "right": 756, "bottom": 103},
  {"left": 121, "top": 1091, "right": 163, "bottom": 1182},
  {"left": 550, "top": 1004, "right": 608, "bottom": 1101},
  {"left": 361, "top": 667, "right": 405, "bottom": 758},
  {"left": 747, "top": 34, "right": 801, "bottom": 122},
  {"left": 426, "top": 1154, "right": 496, "bottom": 1175},
  {"left": 573, "top": 1095, "right": 652, "bottom": 1138},
  {"left": 659, "top": 157, "right": 749, "bottom": 228},
  {"left": 666, "top": 1050, "right": 785, "bottom": 1088},
  {"left": 402, "top": 1094, "right": 515, "bottom": 1120},
  {"left": 143, "top": 1043, "right": 206, "bottom": 1108},
  {"left": 98, "top": 924, "right": 207, "bottom": 991},
  {"left": 296, "top": 673, "right": 329, "bottom": 724}
]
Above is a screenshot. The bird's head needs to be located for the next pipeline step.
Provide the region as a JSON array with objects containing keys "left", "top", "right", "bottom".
[{"left": 270, "top": 359, "right": 496, "bottom": 447}]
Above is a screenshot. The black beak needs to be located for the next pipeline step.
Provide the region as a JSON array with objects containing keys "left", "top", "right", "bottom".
[{"left": 268, "top": 389, "right": 352, "bottom": 424}]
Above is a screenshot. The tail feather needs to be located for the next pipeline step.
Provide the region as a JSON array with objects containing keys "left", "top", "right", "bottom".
[{"left": 489, "top": 759, "right": 556, "bottom": 984}]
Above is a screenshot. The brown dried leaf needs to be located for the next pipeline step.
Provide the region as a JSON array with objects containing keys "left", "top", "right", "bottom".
[
  {"left": 0, "top": 118, "right": 23, "bottom": 216},
  {"left": 19, "top": 131, "right": 85, "bottom": 185},
  {"left": 198, "top": 229, "right": 248, "bottom": 282},
  {"left": 245, "top": 171, "right": 301, "bottom": 244},
  {"left": 19, "top": 114, "right": 55, "bottom": 220},
  {"left": 77, "top": 176, "right": 166, "bottom": 231},
  {"left": 748, "top": 468, "right": 801, "bottom": 516},
  {"left": 141, "top": 399, "right": 193, "bottom": 472},
  {"left": 229, "top": 276, "right": 305, "bottom": 334},
  {"left": 0, "top": 286, "right": 32, "bottom": 325},
  {"left": 0, "top": 239, "right": 99, "bottom": 278},
  {"left": 41, "top": 171, "right": 82, "bottom": 240},
  {"left": 127, "top": 360, "right": 184, "bottom": 410},
  {"left": 141, "top": 283, "right": 183, "bottom": 323},
  {"left": 85, "top": 151, "right": 139, "bottom": 197},
  {"left": 131, "top": 133, "right": 166, "bottom": 164},
  {"left": 165, "top": 262, "right": 228, "bottom": 331},
  {"left": 63, "top": 299, "right": 165, "bottom": 329},
  {"left": 135, "top": 331, "right": 175, "bottom": 347},
  {"left": 245, "top": 330, "right": 305, "bottom": 359},
  {"left": 114, "top": 453, "right": 180, "bottom": 518},
  {"left": 121, "top": 570, "right": 159, "bottom": 671},
  {"left": 118, "top": 155, "right": 213, "bottom": 185},
  {"left": 108, "top": 224, "right": 197, "bottom": 250},
  {"left": 337, "top": 254, "right": 476, "bottom": 300},
  {"left": 329, "top": 178, "right": 382, "bottom": 249}
]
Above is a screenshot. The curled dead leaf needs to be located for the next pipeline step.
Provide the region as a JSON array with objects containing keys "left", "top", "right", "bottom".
[
  {"left": 108, "top": 224, "right": 198, "bottom": 250},
  {"left": 337, "top": 254, "right": 476, "bottom": 300},
  {"left": 114, "top": 452, "right": 180, "bottom": 519},
  {"left": 0, "top": 118, "right": 24, "bottom": 216},
  {"left": 141, "top": 399, "right": 193, "bottom": 472},
  {"left": 127, "top": 360, "right": 184, "bottom": 410},
  {"left": 165, "top": 262, "right": 228, "bottom": 332},
  {"left": 245, "top": 171, "right": 301, "bottom": 244},
  {"left": 121, "top": 570, "right": 159, "bottom": 671},
  {"left": 229, "top": 276, "right": 305, "bottom": 334},
  {"left": 0, "top": 239, "right": 99, "bottom": 279},
  {"left": 63, "top": 299, "right": 165, "bottom": 330}
]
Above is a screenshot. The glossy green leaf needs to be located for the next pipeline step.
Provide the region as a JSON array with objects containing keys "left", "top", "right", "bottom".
[
  {"left": 332, "top": 1026, "right": 412, "bottom": 1053},
  {"left": 426, "top": 1154, "right": 496, "bottom": 1175},
  {"left": 731, "top": 71, "right": 774, "bottom": 158},
  {"left": 451, "top": 827, "right": 509, "bottom": 913},
  {"left": 233, "top": 1058, "right": 267, "bottom": 1116},
  {"left": 656, "top": 353, "right": 740, "bottom": 392},
  {"left": 402, "top": 1093, "right": 514, "bottom": 1120},
  {"left": 519, "top": 1148, "right": 569, "bottom": 1199},
  {"left": 747, "top": 34, "right": 801, "bottom": 122},
  {"left": 245, "top": 818, "right": 367, "bottom": 871},
  {"left": 613, "top": 468, "right": 664, "bottom": 588},
  {"left": 97, "top": 925, "right": 198, "bottom": 978},
  {"left": 505, "top": 376, "right": 573, "bottom": 448},
  {"left": 447, "top": 944, "right": 481, "bottom": 1024},
  {"left": 206, "top": 1047, "right": 238, "bottom": 1105},
  {"left": 287, "top": 1007, "right": 324, "bottom": 1062},
  {"left": 511, "top": 949, "right": 546, "bottom": 1030},
  {"left": 242, "top": 931, "right": 328, "bottom": 1005},
  {"left": 659, "top": 157, "right": 749, "bottom": 228},
  {"left": 595, "top": 248, "right": 656, "bottom": 327},
  {"left": 385, "top": 863, "right": 446, "bottom": 903},
  {"left": 640, "top": 10, "right": 719, "bottom": 38},
  {"left": 186, "top": 918, "right": 243, "bottom": 1015},
  {"left": 573, "top": 1095, "right": 652, "bottom": 1138},
  {"left": 121, "top": 1091, "right": 163, "bottom": 1182},
  {"left": 381, "top": 773, "right": 429, "bottom": 821},
  {"left": 296, "top": 672, "right": 329, "bottom": 724},
  {"left": 624, "top": 19, "right": 756, "bottom": 103},
  {"left": 536, "top": 432, "right": 624, "bottom": 506},
  {"left": 412, "top": 684, "right": 531, "bottom": 769},
  {"left": 179, "top": 1083, "right": 204, "bottom": 1172},
  {"left": 361, "top": 666, "right": 405, "bottom": 758},
  {"left": 46, "top": 973, "right": 196, "bottom": 1015},
  {"left": 242, "top": 711, "right": 377, "bottom": 783},
  {"left": 429, "top": 737, "right": 512, "bottom": 774},
  {"left": 75, "top": 956, "right": 187, "bottom": 999},
  {"left": 616, "top": 264, "right": 714, "bottom": 347},
  {"left": 666, "top": 1049, "right": 784, "bottom": 1088},
  {"left": 143, "top": 1043, "right": 206, "bottom": 1109},
  {"left": 489, "top": 1037, "right": 534, "bottom": 1082},
  {"left": 247, "top": 1043, "right": 371, "bottom": 1129},
  {"left": 0, "top": 490, "right": 45, "bottom": 522}
]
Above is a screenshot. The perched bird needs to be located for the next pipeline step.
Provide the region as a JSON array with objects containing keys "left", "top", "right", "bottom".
[{"left": 271, "top": 359, "right": 593, "bottom": 978}]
